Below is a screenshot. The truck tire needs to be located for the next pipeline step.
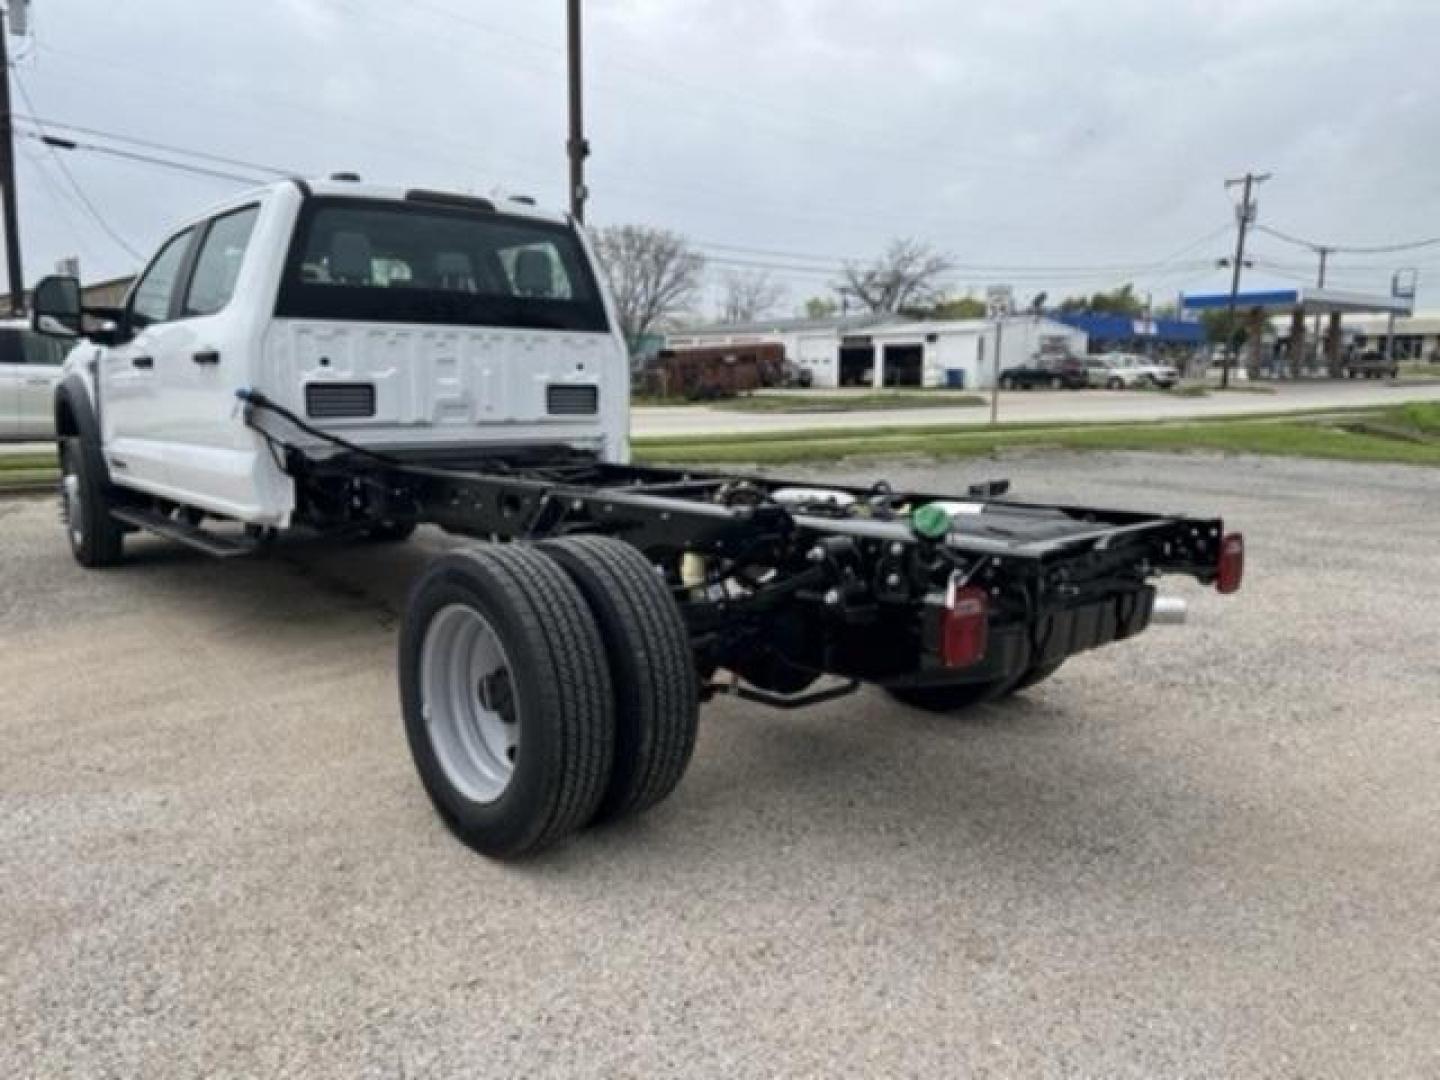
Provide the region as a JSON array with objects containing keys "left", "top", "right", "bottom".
[
  {"left": 886, "top": 678, "right": 1011, "bottom": 713},
  {"left": 59, "top": 436, "right": 124, "bottom": 568},
  {"left": 399, "top": 544, "right": 615, "bottom": 859},
  {"left": 540, "top": 535, "right": 699, "bottom": 823}
]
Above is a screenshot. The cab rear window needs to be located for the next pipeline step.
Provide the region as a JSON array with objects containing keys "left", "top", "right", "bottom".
[{"left": 274, "top": 198, "right": 609, "bottom": 333}]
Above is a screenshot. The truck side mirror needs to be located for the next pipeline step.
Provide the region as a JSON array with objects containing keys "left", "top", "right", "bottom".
[{"left": 32, "top": 275, "right": 83, "bottom": 338}]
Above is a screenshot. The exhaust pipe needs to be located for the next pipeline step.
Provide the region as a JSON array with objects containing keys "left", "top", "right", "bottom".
[{"left": 1152, "top": 596, "right": 1188, "bottom": 625}]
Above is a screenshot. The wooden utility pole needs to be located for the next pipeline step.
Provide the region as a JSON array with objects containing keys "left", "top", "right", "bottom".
[
  {"left": 0, "top": 10, "right": 25, "bottom": 314},
  {"left": 566, "top": 0, "right": 589, "bottom": 223},
  {"left": 1220, "top": 171, "right": 1269, "bottom": 389}
]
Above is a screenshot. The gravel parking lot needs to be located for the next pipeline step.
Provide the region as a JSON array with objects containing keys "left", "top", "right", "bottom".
[{"left": 3, "top": 452, "right": 1437, "bottom": 1078}]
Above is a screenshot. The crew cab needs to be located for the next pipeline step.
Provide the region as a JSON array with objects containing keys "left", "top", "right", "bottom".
[{"left": 32, "top": 177, "right": 1244, "bottom": 861}]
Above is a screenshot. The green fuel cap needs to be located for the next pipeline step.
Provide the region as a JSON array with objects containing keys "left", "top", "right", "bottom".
[{"left": 912, "top": 502, "right": 951, "bottom": 539}]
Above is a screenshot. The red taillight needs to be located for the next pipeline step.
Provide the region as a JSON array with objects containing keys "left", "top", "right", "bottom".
[
  {"left": 1216, "top": 532, "right": 1244, "bottom": 594},
  {"left": 940, "top": 584, "right": 989, "bottom": 668}
]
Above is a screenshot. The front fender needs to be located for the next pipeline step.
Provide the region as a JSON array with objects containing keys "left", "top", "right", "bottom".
[{"left": 55, "top": 371, "right": 112, "bottom": 489}]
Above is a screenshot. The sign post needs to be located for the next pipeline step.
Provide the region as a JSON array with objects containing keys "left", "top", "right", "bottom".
[{"left": 986, "top": 285, "right": 1013, "bottom": 425}]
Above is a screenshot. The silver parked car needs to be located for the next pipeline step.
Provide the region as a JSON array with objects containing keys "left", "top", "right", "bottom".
[
  {"left": 0, "top": 319, "right": 70, "bottom": 440},
  {"left": 1097, "top": 351, "right": 1180, "bottom": 389}
]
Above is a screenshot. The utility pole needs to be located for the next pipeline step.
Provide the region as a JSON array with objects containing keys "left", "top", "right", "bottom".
[
  {"left": 1310, "top": 245, "right": 1330, "bottom": 376},
  {"left": 565, "top": 0, "right": 589, "bottom": 223},
  {"left": 0, "top": 8, "right": 25, "bottom": 314},
  {"left": 1220, "top": 171, "right": 1269, "bottom": 389}
]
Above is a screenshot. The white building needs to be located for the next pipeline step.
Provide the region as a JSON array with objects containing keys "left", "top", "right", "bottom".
[
  {"left": 1343, "top": 312, "right": 1440, "bottom": 362},
  {"left": 666, "top": 315, "right": 1086, "bottom": 389}
]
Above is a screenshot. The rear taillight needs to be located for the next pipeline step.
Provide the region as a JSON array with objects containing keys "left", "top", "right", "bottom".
[
  {"left": 1216, "top": 532, "right": 1244, "bottom": 594},
  {"left": 940, "top": 584, "right": 989, "bottom": 668}
]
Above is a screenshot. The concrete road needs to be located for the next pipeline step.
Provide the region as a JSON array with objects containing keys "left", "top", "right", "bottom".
[
  {"left": 3, "top": 453, "right": 1438, "bottom": 1078},
  {"left": 634, "top": 379, "right": 1440, "bottom": 438}
]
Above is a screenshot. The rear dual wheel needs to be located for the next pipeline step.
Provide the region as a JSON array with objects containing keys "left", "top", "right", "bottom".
[{"left": 399, "top": 538, "right": 697, "bottom": 859}]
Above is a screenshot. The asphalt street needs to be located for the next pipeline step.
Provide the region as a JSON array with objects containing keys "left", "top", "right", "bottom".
[
  {"left": 632, "top": 379, "right": 1440, "bottom": 437},
  {"left": 2, "top": 452, "right": 1438, "bottom": 1078}
]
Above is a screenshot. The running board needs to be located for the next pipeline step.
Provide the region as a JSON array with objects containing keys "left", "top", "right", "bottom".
[{"left": 109, "top": 507, "right": 263, "bottom": 559}]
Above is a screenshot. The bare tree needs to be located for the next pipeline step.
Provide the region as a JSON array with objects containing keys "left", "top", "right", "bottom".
[
  {"left": 838, "top": 239, "right": 954, "bottom": 314},
  {"left": 590, "top": 224, "right": 705, "bottom": 345},
  {"left": 716, "top": 269, "right": 788, "bottom": 324}
]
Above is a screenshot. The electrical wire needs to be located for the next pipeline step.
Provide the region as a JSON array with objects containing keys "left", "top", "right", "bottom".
[
  {"left": 12, "top": 113, "right": 292, "bottom": 178},
  {"left": 11, "top": 72, "right": 145, "bottom": 261},
  {"left": 1256, "top": 223, "right": 1440, "bottom": 256}
]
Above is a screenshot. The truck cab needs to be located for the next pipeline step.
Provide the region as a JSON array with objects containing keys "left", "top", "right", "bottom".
[{"left": 39, "top": 177, "right": 629, "bottom": 529}]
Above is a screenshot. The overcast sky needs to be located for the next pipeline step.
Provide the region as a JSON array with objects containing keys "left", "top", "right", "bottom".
[{"left": 13, "top": 0, "right": 1440, "bottom": 313}]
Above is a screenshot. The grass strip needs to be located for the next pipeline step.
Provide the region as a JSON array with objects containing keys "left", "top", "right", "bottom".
[{"left": 635, "top": 405, "right": 1440, "bottom": 467}]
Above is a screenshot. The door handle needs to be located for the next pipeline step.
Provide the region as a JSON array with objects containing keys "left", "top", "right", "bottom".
[
  {"left": 193, "top": 349, "right": 220, "bottom": 365},
  {"left": 131, "top": 355, "right": 154, "bottom": 369}
]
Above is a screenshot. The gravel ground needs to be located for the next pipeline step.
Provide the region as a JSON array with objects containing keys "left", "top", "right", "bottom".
[{"left": 2, "top": 452, "right": 1437, "bottom": 1079}]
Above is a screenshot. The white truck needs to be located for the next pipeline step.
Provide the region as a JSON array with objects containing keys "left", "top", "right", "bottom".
[{"left": 33, "top": 177, "right": 1244, "bottom": 860}]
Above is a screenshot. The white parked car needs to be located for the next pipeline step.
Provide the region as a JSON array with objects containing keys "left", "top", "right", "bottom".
[
  {"left": 1097, "top": 351, "right": 1180, "bottom": 389},
  {"left": 1082, "top": 356, "right": 1148, "bottom": 389},
  {"left": 0, "top": 319, "right": 71, "bottom": 439}
]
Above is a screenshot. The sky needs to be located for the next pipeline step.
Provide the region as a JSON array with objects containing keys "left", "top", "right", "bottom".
[{"left": 11, "top": 0, "right": 1440, "bottom": 315}]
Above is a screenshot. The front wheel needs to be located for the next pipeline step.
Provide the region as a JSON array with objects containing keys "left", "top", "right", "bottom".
[
  {"left": 59, "top": 437, "right": 124, "bottom": 568},
  {"left": 399, "top": 544, "right": 616, "bottom": 859},
  {"left": 1107, "top": 377, "right": 1124, "bottom": 390},
  {"left": 1049, "top": 376, "right": 1063, "bottom": 390}
]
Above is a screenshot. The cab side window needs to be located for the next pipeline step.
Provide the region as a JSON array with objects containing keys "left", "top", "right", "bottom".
[
  {"left": 130, "top": 229, "right": 195, "bottom": 329},
  {"left": 21, "top": 331, "right": 69, "bottom": 365},
  {"left": 184, "top": 206, "right": 260, "bottom": 317}
]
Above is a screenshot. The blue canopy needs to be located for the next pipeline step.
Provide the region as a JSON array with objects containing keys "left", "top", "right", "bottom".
[{"left": 1052, "top": 313, "right": 1205, "bottom": 345}]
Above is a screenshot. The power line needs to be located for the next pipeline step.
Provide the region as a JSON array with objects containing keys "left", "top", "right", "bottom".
[
  {"left": 16, "top": 128, "right": 267, "bottom": 185},
  {"left": 1256, "top": 223, "right": 1440, "bottom": 256},
  {"left": 11, "top": 72, "right": 143, "bottom": 261},
  {"left": 12, "top": 113, "right": 291, "bottom": 177}
]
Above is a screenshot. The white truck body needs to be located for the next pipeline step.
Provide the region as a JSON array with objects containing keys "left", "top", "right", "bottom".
[{"left": 60, "top": 178, "right": 631, "bottom": 526}]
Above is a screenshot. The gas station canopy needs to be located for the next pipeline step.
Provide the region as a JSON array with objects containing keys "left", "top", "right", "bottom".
[{"left": 1181, "top": 287, "right": 1412, "bottom": 316}]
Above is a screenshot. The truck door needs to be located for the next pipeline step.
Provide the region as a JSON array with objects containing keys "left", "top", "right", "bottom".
[
  {"left": 0, "top": 328, "right": 22, "bottom": 439},
  {"left": 101, "top": 226, "right": 197, "bottom": 491},
  {"left": 153, "top": 204, "right": 261, "bottom": 509},
  {"left": 15, "top": 331, "right": 68, "bottom": 437}
]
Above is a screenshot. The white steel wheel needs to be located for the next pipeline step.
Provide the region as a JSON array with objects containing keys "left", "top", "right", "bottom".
[
  {"left": 399, "top": 544, "right": 615, "bottom": 859},
  {"left": 60, "top": 454, "right": 84, "bottom": 553},
  {"left": 420, "top": 603, "right": 520, "bottom": 804}
]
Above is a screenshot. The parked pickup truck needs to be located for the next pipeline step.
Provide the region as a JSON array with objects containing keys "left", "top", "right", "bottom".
[
  {"left": 31, "top": 176, "right": 1244, "bottom": 860},
  {"left": 1341, "top": 350, "right": 1398, "bottom": 379}
]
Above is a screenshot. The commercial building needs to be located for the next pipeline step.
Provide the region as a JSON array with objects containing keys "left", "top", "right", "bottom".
[
  {"left": 1343, "top": 313, "right": 1440, "bottom": 362},
  {"left": 666, "top": 314, "right": 1086, "bottom": 389}
]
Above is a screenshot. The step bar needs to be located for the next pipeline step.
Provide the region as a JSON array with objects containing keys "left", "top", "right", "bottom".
[{"left": 109, "top": 506, "right": 264, "bottom": 559}]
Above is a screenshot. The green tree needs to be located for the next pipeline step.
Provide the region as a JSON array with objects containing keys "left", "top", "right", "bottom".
[
  {"left": 802, "top": 295, "right": 839, "bottom": 319},
  {"left": 1055, "top": 283, "right": 1147, "bottom": 317},
  {"left": 900, "top": 295, "right": 986, "bottom": 320}
]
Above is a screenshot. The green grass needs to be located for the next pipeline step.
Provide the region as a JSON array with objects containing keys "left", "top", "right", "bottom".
[
  {"left": 634, "top": 403, "right": 1440, "bottom": 467},
  {"left": 0, "top": 451, "right": 57, "bottom": 473},
  {"left": 631, "top": 395, "right": 697, "bottom": 408},
  {"left": 714, "top": 392, "right": 985, "bottom": 414}
]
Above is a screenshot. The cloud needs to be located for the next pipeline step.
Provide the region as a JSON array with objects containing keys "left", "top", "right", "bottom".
[{"left": 16, "top": 0, "right": 1440, "bottom": 306}]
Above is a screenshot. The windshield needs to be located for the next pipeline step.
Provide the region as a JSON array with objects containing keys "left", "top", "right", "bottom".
[{"left": 275, "top": 198, "right": 609, "bottom": 333}]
